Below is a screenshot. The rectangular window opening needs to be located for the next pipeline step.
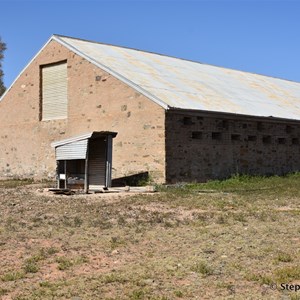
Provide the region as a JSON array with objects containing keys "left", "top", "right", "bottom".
[
  {"left": 278, "top": 138, "right": 286, "bottom": 145},
  {"left": 216, "top": 119, "right": 229, "bottom": 130},
  {"left": 286, "top": 125, "right": 294, "bottom": 133},
  {"left": 58, "top": 159, "right": 85, "bottom": 189},
  {"left": 212, "top": 132, "right": 222, "bottom": 140},
  {"left": 222, "top": 120, "right": 229, "bottom": 129},
  {"left": 292, "top": 138, "right": 299, "bottom": 145},
  {"left": 257, "top": 122, "right": 264, "bottom": 131},
  {"left": 262, "top": 135, "right": 271, "bottom": 144},
  {"left": 248, "top": 135, "right": 257, "bottom": 142},
  {"left": 192, "top": 131, "right": 203, "bottom": 140},
  {"left": 183, "top": 117, "right": 194, "bottom": 125},
  {"left": 231, "top": 134, "right": 241, "bottom": 141}
]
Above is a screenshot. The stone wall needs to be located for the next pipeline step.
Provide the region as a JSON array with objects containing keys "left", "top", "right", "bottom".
[
  {"left": 0, "top": 40, "right": 166, "bottom": 182},
  {"left": 165, "top": 109, "right": 300, "bottom": 183},
  {"left": 3, "top": 38, "right": 300, "bottom": 185}
]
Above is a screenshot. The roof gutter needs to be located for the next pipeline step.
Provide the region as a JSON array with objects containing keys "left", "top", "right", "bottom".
[{"left": 167, "top": 107, "right": 300, "bottom": 123}]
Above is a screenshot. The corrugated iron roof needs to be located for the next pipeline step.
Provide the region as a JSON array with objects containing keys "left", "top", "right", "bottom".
[
  {"left": 51, "top": 131, "right": 117, "bottom": 148},
  {"left": 53, "top": 35, "right": 300, "bottom": 120},
  {"left": 2, "top": 34, "right": 300, "bottom": 121}
]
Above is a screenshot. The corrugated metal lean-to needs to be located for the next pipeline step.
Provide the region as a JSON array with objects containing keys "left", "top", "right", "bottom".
[{"left": 51, "top": 131, "right": 117, "bottom": 192}]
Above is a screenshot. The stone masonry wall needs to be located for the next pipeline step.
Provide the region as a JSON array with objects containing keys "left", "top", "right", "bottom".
[
  {"left": 165, "top": 110, "right": 300, "bottom": 183},
  {"left": 0, "top": 40, "right": 166, "bottom": 182}
]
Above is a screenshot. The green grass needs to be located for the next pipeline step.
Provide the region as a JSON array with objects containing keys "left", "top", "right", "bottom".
[
  {"left": 1, "top": 271, "right": 25, "bottom": 282},
  {"left": 276, "top": 251, "right": 293, "bottom": 263},
  {"left": 245, "top": 273, "right": 274, "bottom": 285},
  {"left": 191, "top": 261, "right": 214, "bottom": 277},
  {"left": 0, "top": 178, "right": 34, "bottom": 188},
  {"left": 174, "top": 290, "right": 184, "bottom": 297},
  {"left": 110, "top": 236, "right": 126, "bottom": 250},
  {"left": 102, "top": 273, "right": 128, "bottom": 284},
  {"left": 158, "top": 172, "right": 300, "bottom": 195},
  {"left": 0, "top": 287, "right": 9, "bottom": 296},
  {"left": 56, "top": 256, "right": 88, "bottom": 271},
  {"left": 39, "top": 281, "right": 52, "bottom": 288},
  {"left": 56, "top": 257, "right": 74, "bottom": 271},
  {"left": 23, "top": 260, "right": 39, "bottom": 273},
  {"left": 1, "top": 173, "right": 300, "bottom": 299},
  {"left": 275, "top": 265, "right": 300, "bottom": 282}
]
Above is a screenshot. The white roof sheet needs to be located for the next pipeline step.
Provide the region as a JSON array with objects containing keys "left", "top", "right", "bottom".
[
  {"left": 51, "top": 132, "right": 93, "bottom": 148},
  {"left": 51, "top": 131, "right": 117, "bottom": 148},
  {"left": 54, "top": 35, "right": 300, "bottom": 120},
  {"left": 3, "top": 34, "right": 300, "bottom": 120}
]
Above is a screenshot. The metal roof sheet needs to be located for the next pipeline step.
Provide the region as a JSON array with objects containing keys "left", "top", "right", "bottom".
[
  {"left": 51, "top": 131, "right": 117, "bottom": 148},
  {"left": 54, "top": 35, "right": 300, "bottom": 120},
  {"left": 2, "top": 34, "right": 300, "bottom": 121}
]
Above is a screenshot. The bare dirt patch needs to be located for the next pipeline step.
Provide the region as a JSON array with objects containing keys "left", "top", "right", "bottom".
[{"left": 1, "top": 177, "right": 300, "bottom": 299}]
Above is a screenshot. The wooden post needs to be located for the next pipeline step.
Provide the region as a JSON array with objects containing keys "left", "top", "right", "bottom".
[
  {"left": 56, "top": 161, "right": 60, "bottom": 188},
  {"left": 64, "top": 160, "right": 67, "bottom": 189}
]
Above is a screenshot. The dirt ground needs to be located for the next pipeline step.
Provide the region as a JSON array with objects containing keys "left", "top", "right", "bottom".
[{"left": 0, "top": 178, "right": 300, "bottom": 299}]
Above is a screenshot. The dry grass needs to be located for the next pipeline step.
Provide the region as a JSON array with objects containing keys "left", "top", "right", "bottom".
[{"left": 0, "top": 174, "right": 300, "bottom": 299}]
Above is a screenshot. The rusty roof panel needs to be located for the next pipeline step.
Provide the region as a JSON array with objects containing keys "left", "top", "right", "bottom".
[{"left": 55, "top": 35, "right": 300, "bottom": 120}]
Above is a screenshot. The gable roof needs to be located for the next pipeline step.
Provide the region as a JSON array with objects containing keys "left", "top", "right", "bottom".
[{"left": 2, "top": 34, "right": 300, "bottom": 120}]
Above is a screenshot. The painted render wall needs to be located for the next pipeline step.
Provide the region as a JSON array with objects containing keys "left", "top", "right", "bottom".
[
  {"left": 0, "top": 40, "right": 166, "bottom": 182},
  {"left": 165, "top": 110, "right": 300, "bottom": 183}
]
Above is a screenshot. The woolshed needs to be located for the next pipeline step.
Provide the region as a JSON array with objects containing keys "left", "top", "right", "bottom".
[{"left": 1, "top": 34, "right": 300, "bottom": 186}]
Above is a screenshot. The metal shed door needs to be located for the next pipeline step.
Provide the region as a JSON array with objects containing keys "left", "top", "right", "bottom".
[{"left": 88, "top": 139, "right": 106, "bottom": 190}]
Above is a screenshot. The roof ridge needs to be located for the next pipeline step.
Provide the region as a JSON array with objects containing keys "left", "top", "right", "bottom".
[{"left": 53, "top": 34, "right": 300, "bottom": 85}]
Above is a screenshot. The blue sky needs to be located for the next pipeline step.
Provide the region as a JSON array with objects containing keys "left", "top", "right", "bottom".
[{"left": 1, "top": 0, "right": 300, "bottom": 88}]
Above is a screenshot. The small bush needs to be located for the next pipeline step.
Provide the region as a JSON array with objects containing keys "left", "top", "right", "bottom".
[
  {"left": 39, "top": 281, "right": 52, "bottom": 287},
  {"left": 24, "top": 260, "right": 39, "bottom": 273},
  {"left": 55, "top": 256, "right": 88, "bottom": 271},
  {"left": 0, "top": 288, "right": 9, "bottom": 296},
  {"left": 191, "top": 261, "right": 213, "bottom": 276},
  {"left": 129, "top": 289, "right": 145, "bottom": 300},
  {"left": 174, "top": 290, "right": 184, "bottom": 297},
  {"left": 74, "top": 216, "right": 83, "bottom": 227},
  {"left": 245, "top": 273, "right": 273, "bottom": 285},
  {"left": 275, "top": 266, "right": 300, "bottom": 282},
  {"left": 110, "top": 236, "right": 125, "bottom": 250},
  {"left": 1, "top": 271, "right": 25, "bottom": 282},
  {"left": 276, "top": 251, "right": 293, "bottom": 263},
  {"left": 56, "top": 257, "right": 74, "bottom": 270},
  {"left": 46, "top": 247, "right": 59, "bottom": 255},
  {"left": 102, "top": 273, "right": 127, "bottom": 284}
]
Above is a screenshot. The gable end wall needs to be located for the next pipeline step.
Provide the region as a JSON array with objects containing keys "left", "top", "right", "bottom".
[{"left": 0, "top": 40, "right": 166, "bottom": 183}]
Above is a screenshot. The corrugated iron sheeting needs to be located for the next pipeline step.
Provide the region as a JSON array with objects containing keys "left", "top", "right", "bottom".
[
  {"left": 56, "top": 139, "right": 88, "bottom": 160},
  {"left": 51, "top": 131, "right": 117, "bottom": 148},
  {"left": 55, "top": 35, "right": 300, "bottom": 120},
  {"left": 88, "top": 139, "right": 106, "bottom": 189}
]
